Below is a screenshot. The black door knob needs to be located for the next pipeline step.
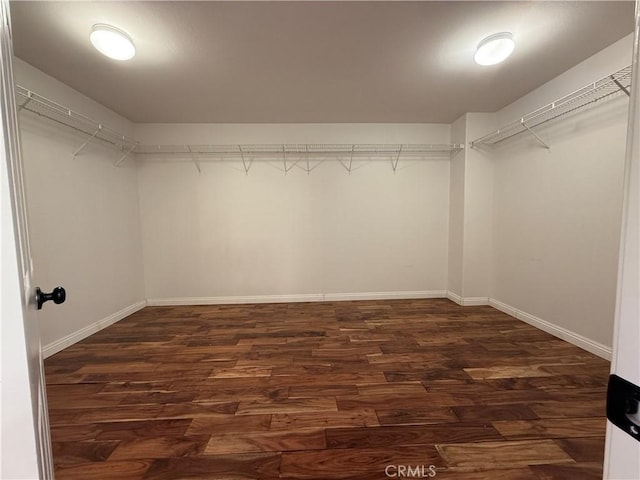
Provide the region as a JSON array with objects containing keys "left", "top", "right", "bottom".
[{"left": 36, "top": 286, "right": 66, "bottom": 310}]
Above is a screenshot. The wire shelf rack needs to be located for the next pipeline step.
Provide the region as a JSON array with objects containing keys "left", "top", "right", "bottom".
[
  {"left": 471, "top": 64, "right": 632, "bottom": 148},
  {"left": 15, "top": 85, "right": 138, "bottom": 162},
  {"left": 135, "top": 143, "right": 464, "bottom": 173},
  {"left": 14, "top": 83, "right": 463, "bottom": 172},
  {"left": 135, "top": 143, "right": 463, "bottom": 158}
]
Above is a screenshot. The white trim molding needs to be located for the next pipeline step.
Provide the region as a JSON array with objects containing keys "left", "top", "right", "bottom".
[
  {"left": 147, "top": 290, "right": 447, "bottom": 307},
  {"left": 489, "top": 298, "right": 612, "bottom": 360},
  {"left": 446, "top": 291, "right": 489, "bottom": 306},
  {"left": 42, "top": 300, "right": 147, "bottom": 359}
]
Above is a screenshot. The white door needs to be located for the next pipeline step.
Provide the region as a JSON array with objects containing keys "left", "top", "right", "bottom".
[
  {"left": 603, "top": 1, "right": 640, "bottom": 479},
  {"left": 0, "top": 0, "right": 55, "bottom": 478}
]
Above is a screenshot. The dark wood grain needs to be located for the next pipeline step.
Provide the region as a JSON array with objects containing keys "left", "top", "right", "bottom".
[{"left": 44, "top": 299, "right": 610, "bottom": 479}]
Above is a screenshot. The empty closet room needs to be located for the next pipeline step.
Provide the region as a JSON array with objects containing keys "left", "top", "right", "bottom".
[{"left": 2, "top": 1, "right": 639, "bottom": 479}]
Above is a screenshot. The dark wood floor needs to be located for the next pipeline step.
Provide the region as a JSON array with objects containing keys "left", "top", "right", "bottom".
[{"left": 44, "top": 299, "right": 610, "bottom": 479}]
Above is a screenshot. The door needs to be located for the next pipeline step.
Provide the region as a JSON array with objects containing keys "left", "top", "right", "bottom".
[
  {"left": 0, "top": 0, "right": 55, "bottom": 478},
  {"left": 603, "top": 1, "right": 640, "bottom": 479}
]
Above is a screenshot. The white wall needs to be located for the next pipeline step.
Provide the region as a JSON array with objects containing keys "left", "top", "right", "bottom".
[
  {"left": 448, "top": 116, "right": 465, "bottom": 297},
  {"left": 135, "top": 123, "right": 451, "bottom": 303},
  {"left": 13, "top": 59, "right": 146, "bottom": 355},
  {"left": 488, "top": 34, "right": 633, "bottom": 351},
  {"left": 448, "top": 113, "right": 496, "bottom": 303}
]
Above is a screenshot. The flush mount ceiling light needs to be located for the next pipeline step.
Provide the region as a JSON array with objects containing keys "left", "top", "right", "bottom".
[
  {"left": 90, "top": 24, "right": 135, "bottom": 61},
  {"left": 474, "top": 32, "right": 515, "bottom": 66}
]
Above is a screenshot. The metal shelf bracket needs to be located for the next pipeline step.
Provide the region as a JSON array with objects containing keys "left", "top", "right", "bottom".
[
  {"left": 114, "top": 142, "right": 137, "bottom": 167},
  {"left": 18, "top": 90, "right": 32, "bottom": 111},
  {"left": 239, "top": 146, "right": 252, "bottom": 175},
  {"left": 72, "top": 125, "right": 102, "bottom": 158},
  {"left": 187, "top": 146, "right": 201, "bottom": 174},
  {"left": 391, "top": 145, "right": 403, "bottom": 173},
  {"left": 338, "top": 145, "right": 355, "bottom": 173},
  {"left": 520, "top": 119, "right": 550, "bottom": 150},
  {"left": 611, "top": 75, "right": 631, "bottom": 97}
]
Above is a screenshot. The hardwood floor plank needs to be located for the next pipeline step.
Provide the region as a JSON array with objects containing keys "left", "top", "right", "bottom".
[
  {"left": 452, "top": 404, "right": 540, "bottom": 422},
  {"left": 96, "top": 419, "right": 193, "bottom": 441},
  {"left": 529, "top": 462, "right": 604, "bottom": 480},
  {"left": 492, "top": 418, "right": 606, "bottom": 440},
  {"left": 463, "top": 365, "right": 556, "bottom": 380},
  {"left": 356, "top": 382, "right": 427, "bottom": 396},
  {"left": 108, "top": 435, "right": 210, "bottom": 460},
  {"left": 271, "top": 410, "right": 379, "bottom": 430},
  {"left": 50, "top": 424, "right": 102, "bottom": 442},
  {"left": 436, "top": 440, "right": 574, "bottom": 470},
  {"left": 326, "top": 423, "right": 504, "bottom": 449},
  {"left": 52, "top": 440, "right": 120, "bottom": 465},
  {"left": 288, "top": 385, "right": 358, "bottom": 398},
  {"left": 185, "top": 414, "right": 272, "bottom": 435},
  {"left": 205, "top": 429, "right": 326, "bottom": 454},
  {"left": 54, "top": 460, "right": 150, "bottom": 480},
  {"left": 555, "top": 437, "right": 606, "bottom": 463},
  {"left": 236, "top": 397, "right": 338, "bottom": 415},
  {"left": 142, "top": 453, "right": 282, "bottom": 480},
  {"left": 375, "top": 407, "right": 458, "bottom": 426},
  {"left": 280, "top": 446, "right": 442, "bottom": 479}
]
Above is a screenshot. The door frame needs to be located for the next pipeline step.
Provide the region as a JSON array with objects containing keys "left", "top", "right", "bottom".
[{"left": 0, "top": 0, "right": 54, "bottom": 477}]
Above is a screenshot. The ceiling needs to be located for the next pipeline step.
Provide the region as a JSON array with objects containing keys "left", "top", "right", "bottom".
[{"left": 9, "top": 1, "right": 635, "bottom": 124}]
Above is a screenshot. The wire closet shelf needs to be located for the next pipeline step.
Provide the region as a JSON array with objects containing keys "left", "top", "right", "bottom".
[
  {"left": 135, "top": 143, "right": 464, "bottom": 173},
  {"left": 15, "top": 85, "right": 138, "bottom": 162},
  {"left": 134, "top": 143, "right": 464, "bottom": 160},
  {"left": 471, "top": 64, "right": 633, "bottom": 148},
  {"left": 14, "top": 84, "right": 464, "bottom": 172}
]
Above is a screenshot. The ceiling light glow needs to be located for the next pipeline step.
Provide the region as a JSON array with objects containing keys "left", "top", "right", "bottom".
[
  {"left": 474, "top": 32, "right": 515, "bottom": 66},
  {"left": 90, "top": 24, "right": 135, "bottom": 61}
]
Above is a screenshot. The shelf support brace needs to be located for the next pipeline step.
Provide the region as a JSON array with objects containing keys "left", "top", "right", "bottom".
[
  {"left": 281, "top": 146, "right": 297, "bottom": 174},
  {"left": 338, "top": 145, "right": 354, "bottom": 173},
  {"left": 239, "top": 146, "right": 252, "bottom": 175},
  {"left": 282, "top": 145, "right": 287, "bottom": 175},
  {"left": 520, "top": 119, "right": 550, "bottom": 150},
  {"left": 348, "top": 144, "right": 354, "bottom": 173},
  {"left": 114, "top": 143, "right": 137, "bottom": 167},
  {"left": 18, "top": 91, "right": 32, "bottom": 112},
  {"left": 188, "top": 146, "right": 201, "bottom": 174},
  {"left": 611, "top": 75, "right": 631, "bottom": 97},
  {"left": 73, "top": 125, "right": 102, "bottom": 158},
  {"left": 392, "top": 145, "right": 403, "bottom": 173}
]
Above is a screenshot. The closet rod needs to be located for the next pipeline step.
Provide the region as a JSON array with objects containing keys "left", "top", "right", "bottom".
[{"left": 471, "top": 64, "right": 633, "bottom": 148}]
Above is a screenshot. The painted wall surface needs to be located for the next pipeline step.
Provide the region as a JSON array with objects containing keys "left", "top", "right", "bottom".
[
  {"left": 13, "top": 59, "right": 145, "bottom": 349},
  {"left": 462, "top": 113, "right": 495, "bottom": 299},
  {"left": 489, "top": 36, "right": 632, "bottom": 348},
  {"left": 136, "top": 123, "right": 451, "bottom": 301},
  {"left": 447, "top": 115, "right": 465, "bottom": 297}
]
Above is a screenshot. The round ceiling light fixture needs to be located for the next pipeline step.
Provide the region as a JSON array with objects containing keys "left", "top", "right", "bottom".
[
  {"left": 90, "top": 24, "right": 135, "bottom": 61},
  {"left": 474, "top": 32, "right": 515, "bottom": 66}
]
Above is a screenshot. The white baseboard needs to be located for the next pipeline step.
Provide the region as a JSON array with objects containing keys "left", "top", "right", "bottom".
[
  {"left": 446, "top": 291, "right": 489, "bottom": 306},
  {"left": 324, "top": 290, "right": 447, "bottom": 302},
  {"left": 147, "top": 290, "right": 447, "bottom": 307},
  {"left": 42, "top": 300, "right": 147, "bottom": 359},
  {"left": 489, "top": 298, "right": 612, "bottom": 360}
]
